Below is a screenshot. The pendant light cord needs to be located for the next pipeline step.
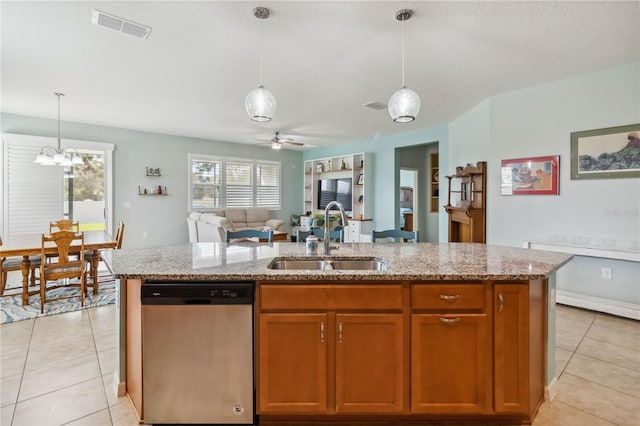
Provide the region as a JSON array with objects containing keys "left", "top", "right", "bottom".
[
  {"left": 401, "top": 17, "right": 406, "bottom": 88},
  {"left": 55, "top": 92, "right": 64, "bottom": 150},
  {"left": 259, "top": 15, "right": 264, "bottom": 86}
]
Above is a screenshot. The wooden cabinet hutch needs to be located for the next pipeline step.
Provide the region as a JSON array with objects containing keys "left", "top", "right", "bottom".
[{"left": 445, "top": 161, "right": 487, "bottom": 243}]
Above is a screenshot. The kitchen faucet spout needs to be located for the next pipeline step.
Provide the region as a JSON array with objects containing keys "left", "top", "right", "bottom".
[{"left": 324, "top": 201, "right": 349, "bottom": 255}]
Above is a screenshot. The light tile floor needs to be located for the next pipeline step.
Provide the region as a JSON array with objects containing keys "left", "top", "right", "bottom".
[{"left": 1, "top": 302, "right": 638, "bottom": 425}]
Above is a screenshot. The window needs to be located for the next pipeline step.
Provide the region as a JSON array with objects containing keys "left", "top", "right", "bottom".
[
  {"left": 189, "top": 154, "right": 281, "bottom": 211},
  {"left": 1, "top": 134, "right": 114, "bottom": 238}
]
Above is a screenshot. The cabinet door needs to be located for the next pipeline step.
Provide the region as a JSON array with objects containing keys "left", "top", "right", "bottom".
[
  {"left": 345, "top": 221, "right": 360, "bottom": 242},
  {"left": 494, "top": 284, "right": 529, "bottom": 414},
  {"left": 258, "top": 313, "right": 328, "bottom": 414},
  {"left": 336, "top": 314, "right": 404, "bottom": 413},
  {"left": 411, "top": 314, "right": 490, "bottom": 414}
]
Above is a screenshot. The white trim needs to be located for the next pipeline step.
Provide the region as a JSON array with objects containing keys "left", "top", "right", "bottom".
[
  {"left": 556, "top": 290, "right": 640, "bottom": 320},
  {"left": 545, "top": 376, "right": 559, "bottom": 401},
  {"left": 523, "top": 240, "right": 640, "bottom": 262}
]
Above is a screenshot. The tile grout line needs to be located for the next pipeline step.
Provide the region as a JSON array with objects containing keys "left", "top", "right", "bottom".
[
  {"left": 9, "top": 316, "right": 35, "bottom": 426},
  {"left": 89, "top": 306, "right": 117, "bottom": 426}
]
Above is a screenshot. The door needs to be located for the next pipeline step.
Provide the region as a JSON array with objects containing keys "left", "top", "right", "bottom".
[
  {"left": 258, "top": 313, "right": 328, "bottom": 413},
  {"left": 400, "top": 168, "right": 417, "bottom": 232},
  {"left": 411, "top": 314, "right": 490, "bottom": 414},
  {"left": 335, "top": 314, "right": 404, "bottom": 413}
]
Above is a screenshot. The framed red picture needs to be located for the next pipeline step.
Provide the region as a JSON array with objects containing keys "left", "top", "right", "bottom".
[{"left": 500, "top": 155, "right": 559, "bottom": 195}]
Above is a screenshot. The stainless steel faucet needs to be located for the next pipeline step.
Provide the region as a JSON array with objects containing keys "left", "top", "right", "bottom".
[{"left": 323, "top": 201, "right": 349, "bottom": 255}]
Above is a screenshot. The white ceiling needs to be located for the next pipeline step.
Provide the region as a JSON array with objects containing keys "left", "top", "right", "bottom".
[{"left": 2, "top": 1, "right": 639, "bottom": 149}]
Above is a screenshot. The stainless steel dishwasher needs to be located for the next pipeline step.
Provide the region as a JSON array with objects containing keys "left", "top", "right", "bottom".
[{"left": 141, "top": 280, "right": 255, "bottom": 425}]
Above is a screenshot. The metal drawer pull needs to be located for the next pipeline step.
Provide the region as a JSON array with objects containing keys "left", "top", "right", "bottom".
[
  {"left": 439, "top": 317, "right": 461, "bottom": 323},
  {"left": 320, "top": 322, "right": 325, "bottom": 343},
  {"left": 498, "top": 292, "right": 504, "bottom": 313},
  {"left": 439, "top": 294, "right": 461, "bottom": 301},
  {"left": 338, "top": 322, "right": 343, "bottom": 343}
]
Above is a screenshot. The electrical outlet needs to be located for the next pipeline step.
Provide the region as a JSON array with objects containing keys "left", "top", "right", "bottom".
[
  {"left": 601, "top": 267, "right": 612, "bottom": 280},
  {"left": 143, "top": 231, "right": 148, "bottom": 239}
]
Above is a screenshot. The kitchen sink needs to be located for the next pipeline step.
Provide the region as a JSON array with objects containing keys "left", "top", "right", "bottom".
[{"left": 267, "top": 257, "right": 389, "bottom": 271}]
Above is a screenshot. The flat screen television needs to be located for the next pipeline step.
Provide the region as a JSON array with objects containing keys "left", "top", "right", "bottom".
[{"left": 318, "top": 178, "right": 352, "bottom": 211}]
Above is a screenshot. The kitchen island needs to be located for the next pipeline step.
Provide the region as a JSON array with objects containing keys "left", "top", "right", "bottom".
[{"left": 111, "top": 242, "right": 572, "bottom": 425}]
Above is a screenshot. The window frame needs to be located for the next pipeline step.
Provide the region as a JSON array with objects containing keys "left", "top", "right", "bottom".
[{"left": 188, "top": 153, "right": 281, "bottom": 211}]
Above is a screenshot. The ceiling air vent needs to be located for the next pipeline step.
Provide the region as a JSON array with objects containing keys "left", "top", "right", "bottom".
[
  {"left": 92, "top": 9, "right": 152, "bottom": 39},
  {"left": 363, "top": 101, "right": 387, "bottom": 111}
]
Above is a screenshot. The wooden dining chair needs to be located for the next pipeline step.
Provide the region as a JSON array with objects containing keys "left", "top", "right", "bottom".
[
  {"left": 0, "top": 237, "right": 41, "bottom": 298},
  {"left": 49, "top": 219, "right": 80, "bottom": 232},
  {"left": 85, "top": 221, "right": 125, "bottom": 290},
  {"left": 371, "top": 229, "right": 419, "bottom": 243},
  {"left": 37, "top": 230, "right": 86, "bottom": 313},
  {"left": 226, "top": 229, "right": 273, "bottom": 243}
]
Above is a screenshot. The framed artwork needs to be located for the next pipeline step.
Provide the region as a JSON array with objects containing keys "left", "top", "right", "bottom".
[
  {"left": 570, "top": 124, "right": 640, "bottom": 180},
  {"left": 501, "top": 155, "right": 559, "bottom": 195},
  {"left": 357, "top": 174, "right": 364, "bottom": 185}
]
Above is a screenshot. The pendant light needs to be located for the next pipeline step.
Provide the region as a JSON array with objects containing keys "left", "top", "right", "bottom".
[
  {"left": 388, "top": 9, "right": 420, "bottom": 123},
  {"left": 34, "top": 92, "right": 83, "bottom": 166},
  {"left": 245, "top": 6, "right": 276, "bottom": 122}
]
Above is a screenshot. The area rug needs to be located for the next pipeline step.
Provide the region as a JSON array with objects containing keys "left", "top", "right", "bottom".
[{"left": 0, "top": 273, "right": 117, "bottom": 324}]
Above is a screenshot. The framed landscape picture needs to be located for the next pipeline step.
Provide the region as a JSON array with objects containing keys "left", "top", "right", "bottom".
[
  {"left": 570, "top": 124, "right": 640, "bottom": 180},
  {"left": 501, "top": 155, "right": 559, "bottom": 195}
]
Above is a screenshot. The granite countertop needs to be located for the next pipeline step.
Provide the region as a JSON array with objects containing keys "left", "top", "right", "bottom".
[{"left": 110, "top": 242, "right": 573, "bottom": 281}]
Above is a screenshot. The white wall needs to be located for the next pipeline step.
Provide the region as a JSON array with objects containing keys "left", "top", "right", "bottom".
[{"left": 449, "top": 61, "right": 640, "bottom": 311}]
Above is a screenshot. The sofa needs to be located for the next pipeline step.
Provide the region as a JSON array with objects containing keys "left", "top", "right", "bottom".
[{"left": 187, "top": 208, "right": 284, "bottom": 242}]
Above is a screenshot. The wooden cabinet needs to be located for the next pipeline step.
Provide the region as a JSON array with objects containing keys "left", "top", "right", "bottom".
[
  {"left": 445, "top": 161, "right": 486, "bottom": 243},
  {"left": 257, "top": 283, "right": 404, "bottom": 415},
  {"left": 336, "top": 314, "right": 404, "bottom": 413},
  {"left": 494, "top": 281, "right": 545, "bottom": 417},
  {"left": 258, "top": 313, "right": 328, "bottom": 413},
  {"left": 255, "top": 279, "right": 546, "bottom": 424},
  {"left": 411, "top": 282, "right": 491, "bottom": 414}
]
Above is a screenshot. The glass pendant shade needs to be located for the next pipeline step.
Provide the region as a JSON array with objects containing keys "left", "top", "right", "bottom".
[
  {"left": 245, "top": 85, "right": 276, "bottom": 122},
  {"left": 388, "top": 86, "right": 420, "bottom": 123}
]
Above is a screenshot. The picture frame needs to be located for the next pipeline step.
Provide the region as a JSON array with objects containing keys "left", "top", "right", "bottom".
[
  {"left": 570, "top": 123, "right": 640, "bottom": 180},
  {"left": 501, "top": 155, "right": 559, "bottom": 195},
  {"left": 357, "top": 173, "right": 364, "bottom": 185}
]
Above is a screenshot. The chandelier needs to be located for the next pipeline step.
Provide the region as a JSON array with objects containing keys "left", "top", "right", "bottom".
[
  {"left": 245, "top": 7, "right": 276, "bottom": 122},
  {"left": 34, "top": 92, "right": 83, "bottom": 166},
  {"left": 388, "top": 9, "right": 420, "bottom": 123}
]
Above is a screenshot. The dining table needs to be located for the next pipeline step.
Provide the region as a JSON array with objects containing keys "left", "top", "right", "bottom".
[{"left": 0, "top": 230, "right": 117, "bottom": 306}]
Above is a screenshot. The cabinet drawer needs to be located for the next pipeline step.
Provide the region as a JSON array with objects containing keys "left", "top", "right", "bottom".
[
  {"left": 260, "top": 284, "right": 403, "bottom": 310},
  {"left": 412, "top": 283, "right": 485, "bottom": 310}
]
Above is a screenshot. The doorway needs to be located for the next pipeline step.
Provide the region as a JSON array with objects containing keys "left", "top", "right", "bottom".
[{"left": 400, "top": 168, "right": 418, "bottom": 232}]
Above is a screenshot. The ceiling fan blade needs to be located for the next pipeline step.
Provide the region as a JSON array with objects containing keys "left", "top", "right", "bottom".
[{"left": 283, "top": 141, "right": 304, "bottom": 146}]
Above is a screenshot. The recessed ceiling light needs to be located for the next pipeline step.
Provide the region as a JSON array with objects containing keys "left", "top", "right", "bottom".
[{"left": 92, "top": 9, "right": 152, "bottom": 39}]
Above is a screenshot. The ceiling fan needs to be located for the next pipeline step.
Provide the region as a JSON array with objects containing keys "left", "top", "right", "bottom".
[{"left": 258, "top": 131, "right": 305, "bottom": 150}]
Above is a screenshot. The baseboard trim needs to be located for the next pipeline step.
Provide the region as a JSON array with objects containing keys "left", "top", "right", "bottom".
[
  {"left": 545, "top": 376, "right": 559, "bottom": 401},
  {"left": 113, "top": 371, "right": 126, "bottom": 397},
  {"left": 556, "top": 290, "right": 640, "bottom": 320}
]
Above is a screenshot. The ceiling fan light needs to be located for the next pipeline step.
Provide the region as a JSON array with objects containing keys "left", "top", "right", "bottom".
[
  {"left": 271, "top": 140, "right": 282, "bottom": 150},
  {"left": 388, "top": 86, "right": 420, "bottom": 123},
  {"left": 245, "top": 85, "right": 276, "bottom": 122}
]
